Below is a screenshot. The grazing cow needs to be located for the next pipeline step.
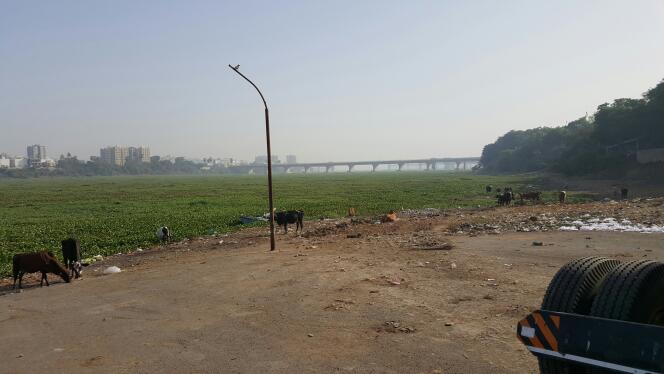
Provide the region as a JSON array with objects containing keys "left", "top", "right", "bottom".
[
  {"left": 156, "top": 226, "right": 171, "bottom": 242},
  {"left": 61, "top": 238, "right": 82, "bottom": 278},
  {"left": 485, "top": 185, "right": 493, "bottom": 193},
  {"left": 273, "top": 210, "right": 304, "bottom": 233},
  {"left": 620, "top": 188, "right": 629, "bottom": 200},
  {"left": 13, "top": 251, "right": 70, "bottom": 289},
  {"left": 496, "top": 188, "right": 502, "bottom": 193},
  {"left": 519, "top": 191, "right": 542, "bottom": 203},
  {"left": 496, "top": 190, "right": 513, "bottom": 206},
  {"left": 558, "top": 191, "right": 567, "bottom": 204}
]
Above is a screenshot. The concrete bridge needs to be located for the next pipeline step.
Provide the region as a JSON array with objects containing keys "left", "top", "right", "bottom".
[{"left": 232, "top": 157, "right": 480, "bottom": 174}]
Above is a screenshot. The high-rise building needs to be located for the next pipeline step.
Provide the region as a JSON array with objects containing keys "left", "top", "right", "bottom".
[
  {"left": 286, "top": 155, "right": 297, "bottom": 164},
  {"left": 100, "top": 146, "right": 150, "bottom": 166},
  {"left": 27, "top": 144, "right": 46, "bottom": 161},
  {"left": 127, "top": 147, "right": 150, "bottom": 162},
  {"left": 100, "top": 146, "right": 129, "bottom": 166}
]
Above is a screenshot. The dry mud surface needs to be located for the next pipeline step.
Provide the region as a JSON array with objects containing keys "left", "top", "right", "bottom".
[{"left": 2, "top": 199, "right": 664, "bottom": 374}]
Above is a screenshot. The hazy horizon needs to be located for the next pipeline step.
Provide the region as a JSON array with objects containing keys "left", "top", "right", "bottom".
[{"left": 2, "top": 1, "right": 664, "bottom": 162}]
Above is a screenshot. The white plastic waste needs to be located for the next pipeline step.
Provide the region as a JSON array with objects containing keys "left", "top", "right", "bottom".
[{"left": 103, "top": 266, "right": 122, "bottom": 274}]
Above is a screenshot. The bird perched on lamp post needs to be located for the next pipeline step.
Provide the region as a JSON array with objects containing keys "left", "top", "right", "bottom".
[{"left": 232, "top": 64, "right": 240, "bottom": 70}]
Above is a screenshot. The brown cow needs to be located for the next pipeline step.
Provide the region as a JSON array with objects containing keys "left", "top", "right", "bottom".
[
  {"left": 13, "top": 251, "right": 71, "bottom": 289},
  {"left": 519, "top": 191, "right": 542, "bottom": 203}
]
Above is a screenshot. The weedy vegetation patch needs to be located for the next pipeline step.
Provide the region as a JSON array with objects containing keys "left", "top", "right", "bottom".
[{"left": 0, "top": 172, "right": 567, "bottom": 275}]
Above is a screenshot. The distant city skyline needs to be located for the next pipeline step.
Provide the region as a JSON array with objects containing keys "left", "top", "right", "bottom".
[
  {"left": 1, "top": 142, "right": 307, "bottom": 166},
  {"left": 2, "top": 1, "right": 663, "bottom": 162}
]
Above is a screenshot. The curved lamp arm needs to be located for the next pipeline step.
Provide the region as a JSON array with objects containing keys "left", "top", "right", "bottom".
[{"left": 228, "top": 65, "right": 268, "bottom": 110}]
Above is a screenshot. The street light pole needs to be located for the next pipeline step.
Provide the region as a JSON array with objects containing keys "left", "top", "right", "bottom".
[{"left": 228, "top": 64, "right": 276, "bottom": 251}]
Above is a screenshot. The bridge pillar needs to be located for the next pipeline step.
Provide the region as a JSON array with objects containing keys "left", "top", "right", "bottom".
[
  {"left": 348, "top": 165, "right": 354, "bottom": 173},
  {"left": 372, "top": 164, "right": 378, "bottom": 172},
  {"left": 431, "top": 162, "right": 436, "bottom": 171},
  {"left": 326, "top": 165, "right": 332, "bottom": 173},
  {"left": 398, "top": 163, "right": 405, "bottom": 171},
  {"left": 304, "top": 166, "right": 310, "bottom": 173},
  {"left": 463, "top": 161, "right": 467, "bottom": 170},
  {"left": 455, "top": 161, "right": 461, "bottom": 170}
]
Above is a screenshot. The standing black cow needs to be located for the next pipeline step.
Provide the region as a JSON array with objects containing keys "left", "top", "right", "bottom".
[
  {"left": 496, "top": 190, "right": 513, "bottom": 206},
  {"left": 273, "top": 210, "right": 304, "bottom": 233},
  {"left": 61, "top": 238, "right": 82, "bottom": 278},
  {"left": 620, "top": 187, "right": 629, "bottom": 200}
]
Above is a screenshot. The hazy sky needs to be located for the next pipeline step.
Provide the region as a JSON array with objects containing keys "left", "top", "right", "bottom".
[{"left": 2, "top": 1, "right": 663, "bottom": 162}]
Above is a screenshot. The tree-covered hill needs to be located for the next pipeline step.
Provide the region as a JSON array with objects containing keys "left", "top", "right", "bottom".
[{"left": 480, "top": 79, "right": 664, "bottom": 176}]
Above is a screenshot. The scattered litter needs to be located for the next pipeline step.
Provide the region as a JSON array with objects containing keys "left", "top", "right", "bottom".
[
  {"left": 307, "top": 333, "right": 314, "bottom": 338},
  {"left": 450, "top": 262, "right": 457, "bottom": 269},
  {"left": 103, "top": 266, "right": 121, "bottom": 274},
  {"left": 16, "top": 354, "right": 23, "bottom": 358},
  {"left": 217, "top": 240, "right": 224, "bottom": 245},
  {"left": 380, "top": 321, "right": 416, "bottom": 333},
  {"left": 413, "top": 243, "right": 453, "bottom": 251},
  {"left": 135, "top": 248, "right": 143, "bottom": 252},
  {"left": 399, "top": 208, "right": 443, "bottom": 217},
  {"left": 239, "top": 215, "right": 268, "bottom": 224},
  {"left": 445, "top": 322, "right": 454, "bottom": 327},
  {"left": 81, "top": 255, "right": 103, "bottom": 265},
  {"left": 346, "top": 233, "right": 362, "bottom": 238},
  {"left": 532, "top": 241, "right": 544, "bottom": 246},
  {"left": 559, "top": 217, "right": 664, "bottom": 233}
]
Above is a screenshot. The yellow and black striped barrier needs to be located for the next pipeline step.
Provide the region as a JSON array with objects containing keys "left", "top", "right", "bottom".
[{"left": 517, "top": 310, "right": 664, "bottom": 373}]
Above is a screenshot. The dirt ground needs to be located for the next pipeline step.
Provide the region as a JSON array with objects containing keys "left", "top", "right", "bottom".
[{"left": 2, "top": 199, "right": 664, "bottom": 374}]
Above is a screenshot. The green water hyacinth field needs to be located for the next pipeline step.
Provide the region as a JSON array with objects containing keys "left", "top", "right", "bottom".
[{"left": 0, "top": 173, "right": 534, "bottom": 275}]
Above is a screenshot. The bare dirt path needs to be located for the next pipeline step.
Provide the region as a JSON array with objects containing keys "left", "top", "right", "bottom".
[{"left": 2, "top": 200, "right": 664, "bottom": 374}]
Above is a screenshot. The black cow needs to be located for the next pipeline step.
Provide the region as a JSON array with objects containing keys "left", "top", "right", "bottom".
[
  {"left": 485, "top": 185, "right": 493, "bottom": 193},
  {"left": 496, "top": 190, "right": 513, "bottom": 206},
  {"left": 61, "top": 238, "right": 82, "bottom": 278},
  {"left": 620, "top": 187, "right": 629, "bottom": 200},
  {"left": 273, "top": 210, "right": 304, "bottom": 233}
]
